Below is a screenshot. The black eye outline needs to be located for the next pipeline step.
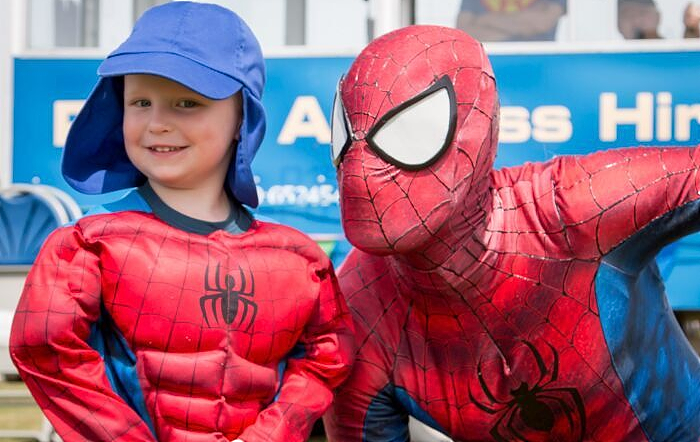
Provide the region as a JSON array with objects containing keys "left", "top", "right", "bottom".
[
  {"left": 365, "top": 75, "right": 457, "bottom": 170},
  {"left": 330, "top": 76, "right": 352, "bottom": 168}
]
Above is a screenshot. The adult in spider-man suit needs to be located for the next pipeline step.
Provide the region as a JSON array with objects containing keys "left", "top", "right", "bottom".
[{"left": 324, "top": 25, "right": 700, "bottom": 441}]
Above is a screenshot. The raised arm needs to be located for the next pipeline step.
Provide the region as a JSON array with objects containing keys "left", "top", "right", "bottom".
[
  {"left": 10, "top": 227, "right": 156, "bottom": 442},
  {"left": 548, "top": 145, "right": 700, "bottom": 260},
  {"left": 238, "top": 260, "right": 355, "bottom": 442}
]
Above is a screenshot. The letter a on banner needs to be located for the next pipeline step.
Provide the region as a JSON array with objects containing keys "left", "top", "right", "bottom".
[{"left": 277, "top": 96, "right": 331, "bottom": 145}]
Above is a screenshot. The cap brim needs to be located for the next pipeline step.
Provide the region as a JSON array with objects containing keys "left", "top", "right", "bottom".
[{"left": 99, "top": 52, "right": 244, "bottom": 99}]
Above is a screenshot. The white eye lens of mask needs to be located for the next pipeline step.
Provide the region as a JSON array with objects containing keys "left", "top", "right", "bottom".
[
  {"left": 367, "top": 77, "right": 455, "bottom": 169},
  {"left": 330, "top": 86, "right": 351, "bottom": 166}
]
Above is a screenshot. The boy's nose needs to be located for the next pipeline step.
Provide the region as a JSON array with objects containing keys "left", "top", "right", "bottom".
[{"left": 147, "top": 107, "right": 172, "bottom": 133}]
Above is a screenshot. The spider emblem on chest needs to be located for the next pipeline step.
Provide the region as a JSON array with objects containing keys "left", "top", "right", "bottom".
[
  {"left": 469, "top": 340, "right": 586, "bottom": 441},
  {"left": 200, "top": 263, "right": 257, "bottom": 330}
]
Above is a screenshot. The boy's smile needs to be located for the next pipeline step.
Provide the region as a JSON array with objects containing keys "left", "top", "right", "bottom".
[
  {"left": 123, "top": 74, "right": 242, "bottom": 193},
  {"left": 147, "top": 144, "right": 187, "bottom": 153}
]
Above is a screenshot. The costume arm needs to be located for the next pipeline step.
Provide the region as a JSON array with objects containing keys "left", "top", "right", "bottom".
[
  {"left": 9, "top": 227, "right": 156, "bottom": 442},
  {"left": 238, "top": 261, "right": 355, "bottom": 442},
  {"left": 323, "top": 251, "right": 409, "bottom": 442},
  {"left": 324, "top": 357, "right": 408, "bottom": 442},
  {"left": 550, "top": 146, "right": 700, "bottom": 259}
]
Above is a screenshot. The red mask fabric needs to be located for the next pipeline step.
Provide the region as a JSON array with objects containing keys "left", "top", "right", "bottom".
[{"left": 334, "top": 26, "right": 498, "bottom": 255}]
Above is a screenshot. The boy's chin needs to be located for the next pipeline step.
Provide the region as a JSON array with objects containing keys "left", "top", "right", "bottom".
[{"left": 144, "top": 177, "right": 191, "bottom": 191}]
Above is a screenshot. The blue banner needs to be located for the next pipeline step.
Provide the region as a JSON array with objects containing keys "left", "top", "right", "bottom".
[
  {"left": 12, "top": 50, "right": 700, "bottom": 307},
  {"left": 492, "top": 51, "right": 700, "bottom": 169}
]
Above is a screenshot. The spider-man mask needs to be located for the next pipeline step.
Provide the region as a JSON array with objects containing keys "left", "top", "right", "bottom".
[{"left": 332, "top": 25, "right": 499, "bottom": 255}]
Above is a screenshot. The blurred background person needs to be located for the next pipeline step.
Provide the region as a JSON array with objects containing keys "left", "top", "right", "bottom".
[
  {"left": 455, "top": 0, "right": 566, "bottom": 42},
  {"left": 684, "top": 1, "right": 700, "bottom": 37},
  {"left": 618, "top": 0, "right": 662, "bottom": 38}
]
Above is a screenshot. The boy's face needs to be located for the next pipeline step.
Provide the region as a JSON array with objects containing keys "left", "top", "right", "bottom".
[{"left": 123, "top": 74, "right": 242, "bottom": 193}]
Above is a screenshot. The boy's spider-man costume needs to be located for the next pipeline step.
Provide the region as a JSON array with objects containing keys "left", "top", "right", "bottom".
[
  {"left": 11, "top": 4, "right": 354, "bottom": 441},
  {"left": 324, "top": 25, "right": 700, "bottom": 441},
  {"left": 10, "top": 191, "right": 355, "bottom": 442}
]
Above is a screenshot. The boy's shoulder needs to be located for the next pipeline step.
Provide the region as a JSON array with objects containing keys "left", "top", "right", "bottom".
[
  {"left": 251, "top": 218, "right": 330, "bottom": 265},
  {"left": 83, "top": 189, "right": 152, "bottom": 218},
  {"left": 251, "top": 217, "right": 316, "bottom": 245},
  {"left": 38, "top": 190, "right": 153, "bottom": 248},
  {"left": 71, "top": 189, "right": 154, "bottom": 234}
]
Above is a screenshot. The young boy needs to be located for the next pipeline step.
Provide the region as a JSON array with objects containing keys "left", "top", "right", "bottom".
[{"left": 9, "top": 3, "right": 355, "bottom": 442}]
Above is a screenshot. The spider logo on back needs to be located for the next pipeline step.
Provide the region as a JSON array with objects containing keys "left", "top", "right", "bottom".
[{"left": 200, "top": 263, "right": 257, "bottom": 330}]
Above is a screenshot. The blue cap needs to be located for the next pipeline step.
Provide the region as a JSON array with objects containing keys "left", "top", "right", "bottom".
[{"left": 62, "top": 1, "right": 266, "bottom": 207}]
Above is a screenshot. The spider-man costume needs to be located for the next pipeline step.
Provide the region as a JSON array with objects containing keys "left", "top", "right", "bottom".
[
  {"left": 324, "top": 25, "right": 700, "bottom": 441},
  {"left": 12, "top": 4, "right": 355, "bottom": 441},
  {"left": 10, "top": 188, "right": 355, "bottom": 441}
]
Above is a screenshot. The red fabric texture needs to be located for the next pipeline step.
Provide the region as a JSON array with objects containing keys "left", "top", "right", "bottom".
[
  {"left": 324, "top": 25, "right": 699, "bottom": 441},
  {"left": 10, "top": 212, "right": 354, "bottom": 441}
]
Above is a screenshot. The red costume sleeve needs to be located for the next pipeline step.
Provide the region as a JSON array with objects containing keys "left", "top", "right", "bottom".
[
  {"left": 541, "top": 146, "right": 700, "bottom": 258},
  {"left": 239, "top": 259, "right": 355, "bottom": 442},
  {"left": 9, "top": 226, "right": 157, "bottom": 441}
]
